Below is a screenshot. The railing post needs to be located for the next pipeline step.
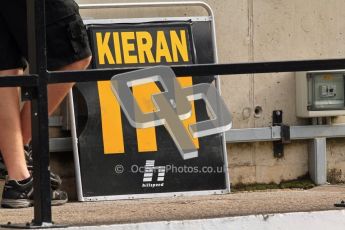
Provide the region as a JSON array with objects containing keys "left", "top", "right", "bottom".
[{"left": 27, "top": 0, "right": 52, "bottom": 225}]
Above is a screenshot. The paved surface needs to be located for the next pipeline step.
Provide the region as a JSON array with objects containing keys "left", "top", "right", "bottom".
[
  {"left": 0, "top": 182, "right": 345, "bottom": 227},
  {"left": 53, "top": 210, "right": 345, "bottom": 230}
]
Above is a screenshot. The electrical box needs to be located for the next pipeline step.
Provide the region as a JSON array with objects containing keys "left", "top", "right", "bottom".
[{"left": 296, "top": 70, "right": 345, "bottom": 117}]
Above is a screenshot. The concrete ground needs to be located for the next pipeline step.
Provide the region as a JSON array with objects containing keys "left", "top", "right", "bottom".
[{"left": 0, "top": 180, "right": 345, "bottom": 227}]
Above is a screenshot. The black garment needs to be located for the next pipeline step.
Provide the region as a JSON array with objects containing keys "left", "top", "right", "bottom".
[
  {"left": 45, "top": 0, "right": 81, "bottom": 25},
  {"left": 0, "top": 0, "right": 91, "bottom": 70},
  {"left": 1, "top": 0, "right": 79, "bottom": 25}
]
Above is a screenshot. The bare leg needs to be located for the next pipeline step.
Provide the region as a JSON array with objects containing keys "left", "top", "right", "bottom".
[
  {"left": 21, "top": 56, "right": 91, "bottom": 144},
  {"left": 0, "top": 69, "right": 30, "bottom": 181}
]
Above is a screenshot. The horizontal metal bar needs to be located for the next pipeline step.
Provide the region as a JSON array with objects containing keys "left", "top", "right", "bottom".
[
  {"left": 226, "top": 125, "right": 345, "bottom": 143},
  {"left": 48, "top": 59, "right": 345, "bottom": 84},
  {"left": 226, "top": 127, "right": 280, "bottom": 143},
  {"left": 291, "top": 125, "right": 345, "bottom": 139},
  {"left": 48, "top": 67, "right": 137, "bottom": 83},
  {"left": 79, "top": 1, "right": 213, "bottom": 17},
  {"left": 0, "top": 75, "right": 38, "bottom": 87},
  {"left": 49, "top": 116, "right": 63, "bottom": 127},
  {"left": 49, "top": 137, "right": 72, "bottom": 153},
  {"left": 83, "top": 16, "right": 212, "bottom": 25},
  {"left": 49, "top": 125, "right": 345, "bottom": 151}
]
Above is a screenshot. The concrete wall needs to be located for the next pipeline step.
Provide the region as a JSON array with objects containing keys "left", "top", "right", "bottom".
[{"left": 76, "top": 0, "right": 345, "bottom": 185}]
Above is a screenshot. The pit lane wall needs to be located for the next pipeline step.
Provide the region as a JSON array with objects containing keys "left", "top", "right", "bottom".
[{"left": 75, "top": 0, "right": 345, "bottom": 185}]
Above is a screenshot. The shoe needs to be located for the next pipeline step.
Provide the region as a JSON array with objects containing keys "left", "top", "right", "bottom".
[
  {"left": 24, "top": 144, "right": 62, "bottom": 190},
  {"left": 1, "top": 176, "right": 68, "bottom": 208},
  {"left": 0, "top": 155, "right": 6, "bottom": 179},
  {"left": 0, "top": 145, "right": 63, "bottom": 190},
  {"left": 1, "top": 177, "right": 33, "bottom": 208}
]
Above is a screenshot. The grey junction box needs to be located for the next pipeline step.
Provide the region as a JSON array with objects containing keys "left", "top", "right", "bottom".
[{"left": 296, "top": 70, "right": 345, "bottom": 117}]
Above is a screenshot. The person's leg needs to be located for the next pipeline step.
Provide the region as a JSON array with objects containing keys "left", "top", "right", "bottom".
[
  {"left": 0, "top": 5, "right": 30, "bottom": 182},
  {"left": 0, "top": 0, "right": 78, "bottom": 208},
  {"left": 20, "top": 56, "right": 91, "bottom": 145},
  {"left": 0, "top": 69, "right": 30, "bottom": 181}
]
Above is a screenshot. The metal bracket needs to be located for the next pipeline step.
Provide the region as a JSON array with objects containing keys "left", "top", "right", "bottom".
[
  {"left": 281, "top": 125, "right": 291, "bottom": 144},
  {"left": 272, "top": 110, "right": 287, "bottom": 158},
  {"left": 21, "top": 86, "right": 37, "bottom": 101}
]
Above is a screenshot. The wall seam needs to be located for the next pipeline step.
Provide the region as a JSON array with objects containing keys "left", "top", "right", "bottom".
[{"left": 247, "top": 0, "right": 256, "bottom": 177}]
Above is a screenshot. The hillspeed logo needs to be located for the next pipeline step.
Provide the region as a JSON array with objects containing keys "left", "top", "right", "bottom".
[{"left": 142, "top": 160, "right": 166, "bottom": 188}]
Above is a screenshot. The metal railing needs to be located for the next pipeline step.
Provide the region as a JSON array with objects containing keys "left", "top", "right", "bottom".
[{"left": 1, "top": 0, "right": 345, "bottom": 227}]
